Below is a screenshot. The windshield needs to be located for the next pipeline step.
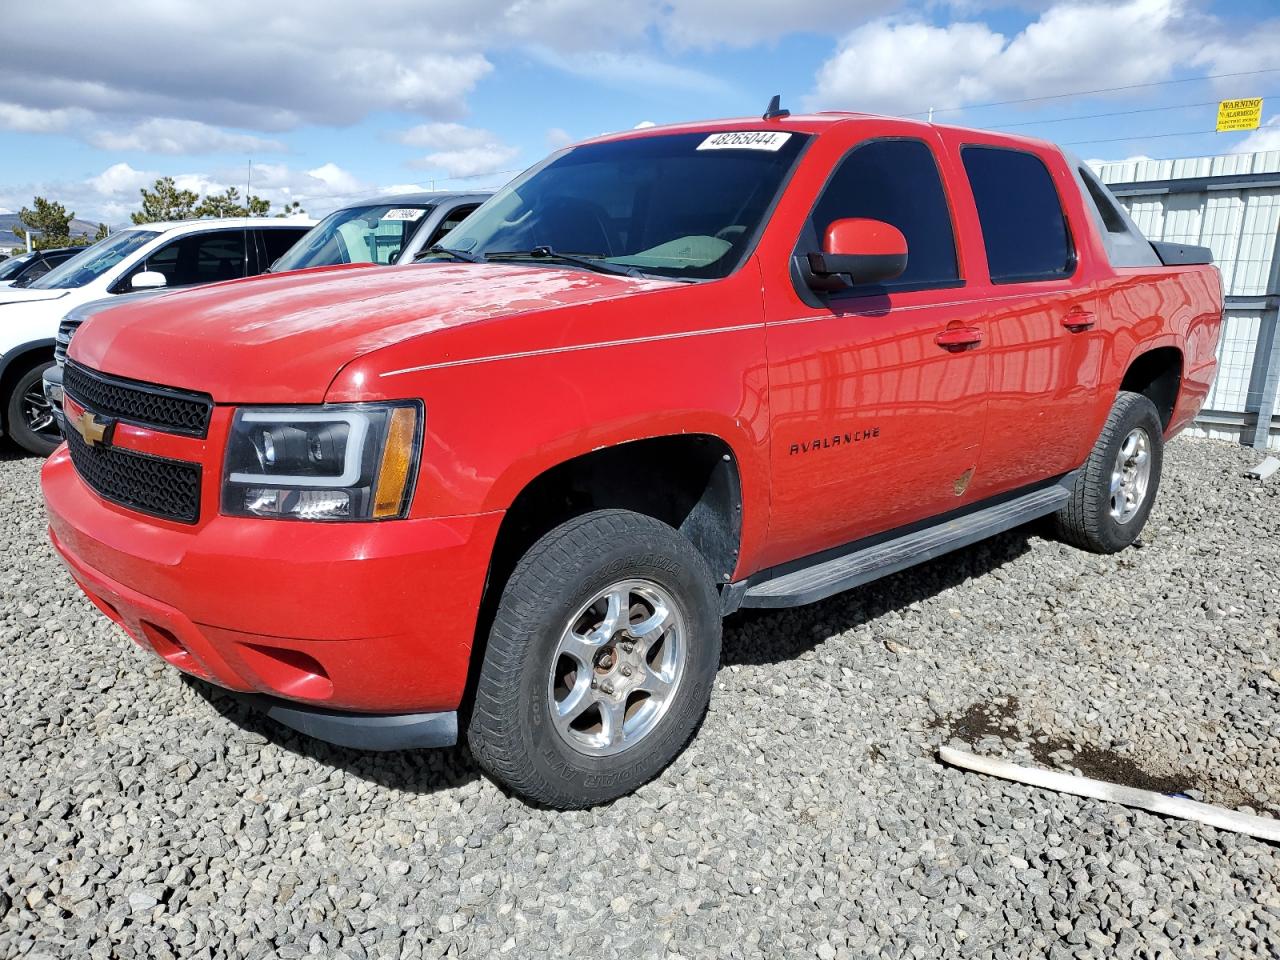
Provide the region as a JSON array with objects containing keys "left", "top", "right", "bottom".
[
  {"left": 273, "top": 204, "right": 434, "bottom": 272},
  {"left": 31, "top": 230, "right": 159, "bottom": 289},
  {"left": 434, "top": 130, "right": 808, "bottom": 280},
  {"left": 0, "top": 252, "right": 36, "bottom": 281}
]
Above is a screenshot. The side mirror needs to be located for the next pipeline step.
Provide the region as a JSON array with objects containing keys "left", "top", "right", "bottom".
[
  {"left": 130, "top": 270, "right": 167, "bottom": 290},
  {"left": 805, "top": 218, "right": 907, "bottom": 292}
]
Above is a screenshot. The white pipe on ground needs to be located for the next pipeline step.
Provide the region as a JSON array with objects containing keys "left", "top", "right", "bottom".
[{"left": 939, "top": 746, "right": 1280, "bottom": 844}]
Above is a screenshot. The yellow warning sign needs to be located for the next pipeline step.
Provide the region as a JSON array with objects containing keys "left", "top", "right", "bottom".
[{"left": 1217, "top": 98, "right": 1263, "bottom": 132}]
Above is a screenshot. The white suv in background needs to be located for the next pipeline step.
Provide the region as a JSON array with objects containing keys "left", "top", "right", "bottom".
[{"left": 0, "top": 216, "right": 313, "bottom": 455}]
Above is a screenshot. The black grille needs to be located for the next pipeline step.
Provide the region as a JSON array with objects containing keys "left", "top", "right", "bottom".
[
  {"left": 64, "top": 362, "right": 212, "bottom": 437},
  {"left": 54, "top": 317, "right": 80, "bottom": 365},
  {"left": 65, "top": 426, "right": 202, "bottom": 524}
]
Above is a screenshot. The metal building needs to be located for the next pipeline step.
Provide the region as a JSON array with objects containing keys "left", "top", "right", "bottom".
[{"left": 1095, "top": 151, "right": 1280, "bottom": 451}]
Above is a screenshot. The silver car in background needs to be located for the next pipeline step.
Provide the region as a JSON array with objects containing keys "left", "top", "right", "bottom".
[{"left": 269, "top": 191, "right": 490, "bottom": 273}]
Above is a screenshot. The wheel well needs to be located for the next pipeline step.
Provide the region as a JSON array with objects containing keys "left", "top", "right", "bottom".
[
  {"left": 459, "top": 435, "right": 743, "bottom": 720},
  {"left": 1120, "top": 347, "right": 1182, "bottom": 430},
  {"left": 490, "top": 435, "right": 742, "bottom": 590},
  {"left": 0, "top": 342, "right": 55, "bottom": 435}
]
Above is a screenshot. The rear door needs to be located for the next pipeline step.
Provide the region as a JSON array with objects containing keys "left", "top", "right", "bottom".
[
  {"left": 955, "top": 144, "right": 1102, "bottom": 499},
  {"left": 761, "top": 134, "right": 990, "bottom": 566}
]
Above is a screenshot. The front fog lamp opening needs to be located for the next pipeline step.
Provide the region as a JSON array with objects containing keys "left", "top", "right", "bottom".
[{"left": 223, "top": 402, "right": 421, "bottom": 521}]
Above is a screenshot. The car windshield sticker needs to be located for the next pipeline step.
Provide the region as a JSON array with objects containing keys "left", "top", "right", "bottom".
[
  {"left": 697, "top": 131, "right": 791, "bottom": 152},
  {"left": 383, "top": 208, "right": 426, "bottom": 221}
]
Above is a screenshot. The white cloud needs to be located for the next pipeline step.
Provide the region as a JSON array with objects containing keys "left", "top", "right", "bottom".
[
  {"left": 86, "top": 162, "right": 157, "bottom": 197},
  {"left": 546, "top": 127, "right": 573, "bottom": 148},
  {"left": 807, "top": 0, "right": 1196, "bottom": 116},
  {"left": 304, "top": 162, "right": 367, "bottom": 196},
  {"left": 0, "top": 101, "right": 91, "bottom": 133},
  {"left": 0, "top": 3, "right": 497, "bottom": 131},
  {"left": 414, "top": 146, "right": 521, "bottom": 179},
  {"left": 396, "top": 123, "right": 499, "bottom": 151},
  {"left": 1233, "top": 117, "right": 1280, "bottom": 155},
  {"left": 397, "top": 123, "right": 521, "bottom": 178},
  {"left": 633, "top": 120, "right": 657, "bottom": 129},
  {"left": 88, "top": 118, "right": 286, "bottom": 155},
  {"left": 0, "top": 159, "right": 386, "bottom": 226},
  {"left": 527, "top": 48, "right": 733, "bottom": 95},
  {"left": 661, "top": 0, "right": 898, "bottom": 50},
  {"left": 1191, "top": 20, "right": 1280, "bottom": 78}
]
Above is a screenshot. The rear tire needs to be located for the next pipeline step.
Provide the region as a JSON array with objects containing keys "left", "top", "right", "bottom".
[
  {"left": 467, "top": 509, "right": 721, "bottom": 808},
  {"left": 1054, "top": 390, "right": 1163, "bottom": 553},
  {"left": 5, "top": 360, "right": 60, "bottom": 457}
]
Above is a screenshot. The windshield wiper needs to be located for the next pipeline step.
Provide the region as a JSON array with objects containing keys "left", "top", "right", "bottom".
[
  {"left": 485, "top": 246, "right": 642, "bottom": 278},
  {"left": 414, "top": 245, "right": 487, "bottom": 263}
]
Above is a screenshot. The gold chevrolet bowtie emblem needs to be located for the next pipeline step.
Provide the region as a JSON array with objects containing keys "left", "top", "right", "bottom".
[{"left": 70, "top": 409, "right": 112, "bottom": 448}]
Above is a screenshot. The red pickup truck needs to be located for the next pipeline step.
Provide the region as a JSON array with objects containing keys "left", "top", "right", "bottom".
[{"left": 42, "top": 107, "right": 1222, "bottom": 807}]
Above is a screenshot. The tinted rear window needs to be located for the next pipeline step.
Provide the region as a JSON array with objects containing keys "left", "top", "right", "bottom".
[{"left": 962, "top": 146, "right": 1074, "bottom": 284}]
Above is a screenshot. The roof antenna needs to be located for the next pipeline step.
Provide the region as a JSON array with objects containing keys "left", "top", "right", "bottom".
[{"left": 763, "top": 94, "right": 790, "bottom": 121}]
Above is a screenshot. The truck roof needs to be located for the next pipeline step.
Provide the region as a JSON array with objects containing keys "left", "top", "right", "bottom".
[{"left": 583, "top": 111, "right": 1059, "bottom": 154}]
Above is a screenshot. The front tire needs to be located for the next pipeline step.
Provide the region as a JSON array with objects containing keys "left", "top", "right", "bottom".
[
  {"left": 1054, "top": 390, "right": 1164, "bottom": 553},
  {"left": 5, "top": 360, "right": 60, "bottom": 457},
  {"left": 467, "top": 509, "right": 722, "bottom": 808}
]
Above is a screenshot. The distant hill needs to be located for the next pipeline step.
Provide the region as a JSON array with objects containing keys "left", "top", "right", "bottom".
[{"left": 0, "top": 214, "right": 104, "bottom": 251}]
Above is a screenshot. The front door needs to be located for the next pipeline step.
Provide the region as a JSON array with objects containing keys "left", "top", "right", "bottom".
[{"left": 761, "top": 136, "right": 989, "bottom": 568}]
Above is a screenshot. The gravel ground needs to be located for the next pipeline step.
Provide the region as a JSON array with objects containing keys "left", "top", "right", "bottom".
[{"left": 2, "top": 436, "right": 1278, "bottom": 959}]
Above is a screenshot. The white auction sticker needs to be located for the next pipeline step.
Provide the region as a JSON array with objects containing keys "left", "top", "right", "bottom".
[
  {"left": 383, "top": 208, "right": 426, "bottom": 221},
  {"left": 697, "top": 131, "right": 791, "bottom": 152}
]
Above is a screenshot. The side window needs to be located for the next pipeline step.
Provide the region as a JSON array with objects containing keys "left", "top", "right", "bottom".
[
  {"left": 808, "top": 139, "right": 959, "bottom": 292},
  {"left": 258, "top": 228, "right": 305, "bottom": 270},
  {"left": 21, "top": 258, "right": 53, "bottom": 282},
  {"left": 142, "top": 231, "right": 248, "bottom": 287},
  {"left": 141, "top": 239, "right": 182, "bottom": 284},
  {"left": 1078, "top": 167, "right": 1128, "bottom": 233},
  {"left": 425, "top": 204, "right": 480, "bottom": 248},
  {"left": 962, "top": 147, "right": 1074, "bottom": 283}
]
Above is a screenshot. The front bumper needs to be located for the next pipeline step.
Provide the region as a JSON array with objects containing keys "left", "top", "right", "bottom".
[
  {"left": 42, "top": 364, "right": 66, "bottom": 436},
  {"left": 43, "top": 447, "right": 504, "bottom": 722},
  {"left": 229, "top": 691, "right": 459, "bottom": 750}
]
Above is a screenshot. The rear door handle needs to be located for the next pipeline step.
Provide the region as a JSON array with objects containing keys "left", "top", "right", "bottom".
[
  {"left": 934, "top": 326, "right": 983, "bottom": 352},
  {"left": 1061, "top": 309, "right": 1096, "bottom": 332}
]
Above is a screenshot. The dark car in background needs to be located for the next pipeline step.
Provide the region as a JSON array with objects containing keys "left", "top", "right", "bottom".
[{"left": 0, "top": 247, "right": 82, "bottom": 289}]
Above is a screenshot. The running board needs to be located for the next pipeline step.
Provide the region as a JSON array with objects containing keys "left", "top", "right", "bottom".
[{"left": 739, "top": 475, "right": 1075, "bottom": 610}]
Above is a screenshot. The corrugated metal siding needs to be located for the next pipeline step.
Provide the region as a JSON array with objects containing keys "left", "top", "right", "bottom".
[
  {"left": 1097, "top": 151, "right": 1280, "bottom": 184},
  {"left": 1205, "top": 312, "right": 1262, "bottom": 411},
  {"left": 1097, "top": 150, "right": 1280, "bottom": 450}
]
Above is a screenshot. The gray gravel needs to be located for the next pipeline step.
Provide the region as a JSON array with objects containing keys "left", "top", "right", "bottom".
[{"left": 2, "top": 436, "right": 1278, "bottom": 959}]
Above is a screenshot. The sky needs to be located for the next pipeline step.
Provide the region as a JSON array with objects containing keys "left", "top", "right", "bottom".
[{"left": 0, "top": 0, "right": 1278, "bottom": 226}]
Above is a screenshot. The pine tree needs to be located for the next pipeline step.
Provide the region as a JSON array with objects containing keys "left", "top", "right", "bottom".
[
  {"left": 132, "top": 177, "right": 199, "bottom": 224},
  {"left": 13, "top": 197, "right": 76, "bottom": 250}
]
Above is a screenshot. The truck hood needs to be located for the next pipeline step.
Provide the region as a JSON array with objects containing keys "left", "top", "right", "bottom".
[{"left": 70, "top": 262, "right": 674, "bottom": 402}]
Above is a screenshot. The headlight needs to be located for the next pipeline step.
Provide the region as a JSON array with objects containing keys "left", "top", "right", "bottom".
[{"left": 222, "top": 402, "right": 422, "bottom": 521}]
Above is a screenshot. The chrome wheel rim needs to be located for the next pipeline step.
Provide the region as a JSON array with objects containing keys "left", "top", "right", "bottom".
[
  {"left": 1109, "top": 427, "right": 1151, "bottom": 524},
  {"left": 22, "top": 382, "right": 58, "bottom": 440},
  {"left": 547, "top": 579, "right": 686, "bottom": 758}
]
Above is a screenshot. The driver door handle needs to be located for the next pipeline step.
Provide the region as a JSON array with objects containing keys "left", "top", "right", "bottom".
[
  {"left": 935, "top": 325, "right": 983, "bottom": 352},
  {"left": 1061, "top": 308, "right": 1096, "bottom": 332}
]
